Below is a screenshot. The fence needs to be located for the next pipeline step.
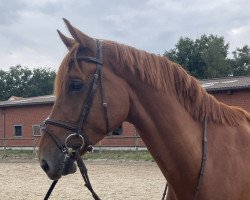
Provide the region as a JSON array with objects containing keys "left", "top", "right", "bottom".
[
  {"left": 95, "top": 135, "right": 146, "bottom": 151},
  {"left": 0, "top": 135, "right": 146, "bottom": 152},
  {"left": 0, "top": 138, "right": 38, "bottom": 152}
]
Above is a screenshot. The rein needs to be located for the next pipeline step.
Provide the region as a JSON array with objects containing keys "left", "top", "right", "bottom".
[
  {"left": 42, "top": 40, "right": 106, "bottom": 200},
  {"left": 161, "top": 116, "right": 208, "bottom": 200},
  {"left": 193, "top": 116, "right": 208, "bottom": 199},
  {"left": 44, "top": 150, "right": 100, "bottom": 200}
]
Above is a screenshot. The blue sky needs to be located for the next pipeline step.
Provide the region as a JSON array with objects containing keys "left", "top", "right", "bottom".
[{"left": 0, "top": 0, "right": 250, "bottom": 70}]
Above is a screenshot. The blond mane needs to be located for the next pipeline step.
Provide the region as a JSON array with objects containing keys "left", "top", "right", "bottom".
[{"left": 103, "top": 40, "right": 250, "bottom": 126}]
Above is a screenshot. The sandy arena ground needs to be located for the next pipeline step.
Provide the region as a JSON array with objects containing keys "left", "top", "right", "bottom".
[{"left": 0, "top": 159, "right": 166, "bottom": 200}]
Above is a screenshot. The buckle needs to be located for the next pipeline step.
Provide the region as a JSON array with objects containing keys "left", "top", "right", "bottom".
[
  {"left": 87, "top": 145, "right": 94, "bottom": 153},
  {"left": 103, "top": 102, "right": 107, "bottom": 107},
  {"left": 62, "top": 145, "right": 68, "bottom": 153}
]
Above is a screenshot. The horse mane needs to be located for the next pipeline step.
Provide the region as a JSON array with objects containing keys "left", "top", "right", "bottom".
[{"left": 103, "top": 40, "right": 250, "bottom": 126}]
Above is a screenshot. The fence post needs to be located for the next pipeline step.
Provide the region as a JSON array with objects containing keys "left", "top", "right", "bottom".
[
  {"left": 33, "top": 138, "right": 37, "bottom": 156},
  {"left": 4, "top": 140, "right": 7, "bottom": 152},
  {"left": 98, "top": 140, "right": 102, "bottom": 153},
  {"left": 134, "top": 129, "right": 139, "bottom": 152}
]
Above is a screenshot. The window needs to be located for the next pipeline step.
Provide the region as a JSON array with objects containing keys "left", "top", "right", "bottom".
[
  {"left": 110, "top": 125, "right": 123, "bottom": 136},
  {"left": 33, "top": 125, "right": 41, "bottom": 136},
  {"left": 14, "top": 125, "right": 22, "bottom": 137}
]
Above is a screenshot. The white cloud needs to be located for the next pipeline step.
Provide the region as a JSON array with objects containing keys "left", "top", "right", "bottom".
[
  {"left": 0, "top": 0, "right": 250, "bottom": 70},
  {"left": 0, "top": 46, "right": 64, "bottom": 69},
  {"left": 229, "top": 26, "right": 248, "bottom": 36},
  {"left": 227, "top": 25, "right": 250, "bottom": 51}
]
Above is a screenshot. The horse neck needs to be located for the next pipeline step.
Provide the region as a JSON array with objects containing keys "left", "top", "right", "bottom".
[{"left": 122, "top": 69, "right": 203, "bottom": 195}]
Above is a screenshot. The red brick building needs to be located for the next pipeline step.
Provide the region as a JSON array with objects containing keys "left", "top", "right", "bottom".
[
  {"left": 0, "top": 95, "right": 143, "bottom": 148},
  {"left": 0, "top": 76, "right": 249, "bottom": 148},
  {"left": 0, "top": 96, "right": 53, "bottom": 148},
  {"left": 201, "top": 76, "right": 250, "bottom": 111}
]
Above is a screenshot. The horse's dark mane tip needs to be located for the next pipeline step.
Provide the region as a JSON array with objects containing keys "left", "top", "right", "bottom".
[{"left": 103, "top": 40, "right": 250, "bottom": 126}]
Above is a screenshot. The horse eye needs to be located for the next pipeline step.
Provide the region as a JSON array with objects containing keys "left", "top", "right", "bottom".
[{"left": 69, "top": 80, "right": 83, "bottom": 91}]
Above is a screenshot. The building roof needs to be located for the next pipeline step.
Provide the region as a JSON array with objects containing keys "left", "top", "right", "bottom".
[
  {"left": 0, "top": 95, "right": 55, "bottom": 108},
  {"left": 201, "top": 76, "right": 250, "bottom": 91},
  {"left": 0, "top": 76, "right": 249, "bottom": 108}
]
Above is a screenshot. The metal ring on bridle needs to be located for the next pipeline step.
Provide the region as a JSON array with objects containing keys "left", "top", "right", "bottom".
[{"left": 65, "top": 133, "right": 85, "bottom": 150}]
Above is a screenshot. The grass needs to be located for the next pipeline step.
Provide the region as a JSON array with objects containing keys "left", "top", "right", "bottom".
[
  {"left": 84, "top": 150, "right": 154, "bottom": 161},
  {"left": 0, "top": 149, "right": 36, "bottom": 159},
  {"left": 0, "top": 149, "right": 154, "bottom": 162}
]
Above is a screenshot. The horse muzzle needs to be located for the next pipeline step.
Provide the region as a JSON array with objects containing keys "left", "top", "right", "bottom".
[{"left": 40, "top": 153, "right": 77, "bottom": 180}]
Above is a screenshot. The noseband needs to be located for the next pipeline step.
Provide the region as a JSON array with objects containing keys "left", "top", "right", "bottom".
[{"left": 42, "top": 40, "right": 109, "bottom": 153}]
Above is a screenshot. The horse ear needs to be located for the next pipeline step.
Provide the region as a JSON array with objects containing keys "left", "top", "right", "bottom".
[
  {"left": 63, "top": 18, "right": 96, "bottom": 51},
  {"left": 57, "top": 30, "right": 76, "bottom": 50}
]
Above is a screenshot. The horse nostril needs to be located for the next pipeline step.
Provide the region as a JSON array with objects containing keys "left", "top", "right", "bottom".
[{"left": 40, "top": 159, "right": 49, "bottom": 173}]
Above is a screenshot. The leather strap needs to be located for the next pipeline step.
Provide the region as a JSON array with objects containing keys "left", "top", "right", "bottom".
[
  {"left": 77, "top": 55, "right": 103, "bottom": 65},
  {"left": 44, "top": 118, "right": 78, "bottom": 132}
]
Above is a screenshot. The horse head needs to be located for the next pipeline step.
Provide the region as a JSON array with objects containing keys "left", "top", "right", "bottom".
[{"left": 39, "top": 19, "right": 130, "bottom": 180}]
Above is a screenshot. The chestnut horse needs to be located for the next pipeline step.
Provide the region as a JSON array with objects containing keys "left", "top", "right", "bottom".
[{"left": 39, "top": 19, "right": 250, "bottom": 200}]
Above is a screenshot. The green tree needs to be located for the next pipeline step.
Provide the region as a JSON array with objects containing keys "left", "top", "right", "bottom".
[
  {"left": 231, "top": 45, "right": 250, "bottom": 76},
  {"left": 0, "top": 65, "right": 56, "bottom": 101},
  {"left": 3, "top": 65, "right": 32, "bottom": 99},
  {"left": 201, "top": 36, "right": 231, "bottom": 78},
  {"left": 164, "top": 37, "right": 205, "bottom": 78},
  {"left": 164, "top": 34, "right": 231, "bottom": 79},
  {"left": 0, "top": 70, "right": 7, "bottom": 99},
  {"left": 28, "top": 68, "right": 56, "bottom": 97}
]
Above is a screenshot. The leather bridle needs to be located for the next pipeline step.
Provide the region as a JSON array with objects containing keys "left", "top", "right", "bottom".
[
  {"left": 42, "top": 40, "right": 108, "bottom": 200},
  {"left": 42, "top": 39, "right": 109, "bottom": 153}
]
